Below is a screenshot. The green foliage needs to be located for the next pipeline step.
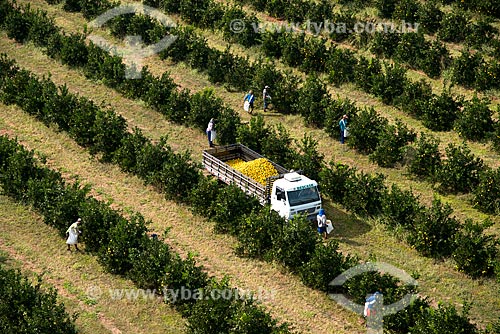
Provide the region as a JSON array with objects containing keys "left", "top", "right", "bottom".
[
  {"left": 188, "top": 176, "right": 220, "bottom": 217},
  {"left": 26, "top": 6, "right": 59, "bottom": 47},
  {"left": 0, "top": 135, "right": 288, "bottom": 330},
  {"left": 31, "top": 180, "right": 89, "bottom": 235},
  {"left": 326, "top": 47, "right": 357, "bottom": 85},
  {"left": 393, "top": 0, "right": 420, "bottom": 22},
  {"left": 0, "top": 143, "right": 43, "bottom": 201},
  {"left": 300, "top": 36, "right": 328, "bottom": 73},
  {"left": 371, "top": 63, "right": 408, "bottom": 105},
  {"left": 406, "top": 133, "right": 441, "bottom": 179},
  {"left": 394, "top": 32, "right": 427, "bottom": 70},
  {"left": 79, "top": 197, "right": 125, "bottom": 253},
  {"left": 454, "top": 95, "right": 494, "bottom": 141},
  {"left": 188, "top": 88, "right": 224, "bottom": 132},
  {"left": 269, "top": 69, "right": 301, "bottom": 114},
  {"left": 132, "top": 138, "right": 170, "bottom": 183},
  {"left": 292, "top": 134, "right": 324, "bottom": 182},
  {"left": 318, "top": 161, "right": 357, "bottom": 205},
  {"left": 437, "top": 143, "right": 485, "bottom": 193},
  {"left": 409, "top": 303, "right": 478, "bottom": 334},
  {"left": 419, "top": 40, "right": 450, "bottom": 78},
  {"left": 212, "top": 184, "right": 260, "bottom": 235},
  {"left": 63, "top": 0, "right": 81, "bottom": 12},
  {"left": 279, "top": 32, "right": 306, "bottom": 68},
  {"left": 342, "top": 270, "right": 415, "bottom": 305},
  {"left": 236, "top": 117, "right": 296, "bottom": 168},
  {"left": 112, "top": 128, "right": 149, "bottom": 173},
  {"left": 417, "top": 0, "right": 442, "bottom": 34},
  {"left": 375, "top": 0, "right": 397, "bottom": 18},
  {"left": 343, "top": 171, "right": 387, "bottom": 216},
  {"left": 452, "top": 219, "right": 499, "bottom": 278},
  {"left": 381, "top": 184, "right": 423, "bottom": 230},
  {"left": 0, "top": 267, "right": 77, "bottom": 334},
  {"left": 465, "top": 17, "right": 497, "bottom": 49},
  {"left": 450, "top": 50, "right": 484, "bottom": 89},
  {"left": 421, "top": 90, "right": 461, "bottom": 132},
  {"left": 437, "top": 9, "right": 469, "bottom": 43},
  {"left": 4, "top": 5, "right": 31, "bottom": 42},
  {"left": 475, "top": 60, "right": 500, "bottom": 91},
  {"left": 186, "top": 277, "right": 290, "bottom": 334},
  {"left": 494, "top": 119, "right": 500, "bottom": 154},
  {"left": 158, "top": 149, "right": 201, "bottom": 202},
  {"left": 130, "top": 136, "right": 201, "bottom": 202},
  {"left": 236, "top": 115, "right": 269, "bottom": 153},
  {"left": 324, "top": 97, "right": 359, "bottom": 138},
  {"left": 78, "top": 0, "right": 115, "bottom": 19},
  {"left": 235, "top": 207, "right": 283, "bottom": 259},
  {"left": 369, "top": 119, "right": 416, "bottom": 167},
  {"left": 485, "top": 319, "right": 500, "bottom": 334},
  {"left": 347, "top": 107, "right": 388, "bottom": 154},
  {"left": 354, "top": 56, "right": 382, "bottom": 93},
  {"left": 271, "top": 215, "right": 319, "bottom": 271},
  {"left": 129, "top": 237, "right": 173, "bottom": 289},
  {"left": 407, "top": 198, "right": 460, "bottom": 258},
  {"left": 370, "top": 31, "right": 401, "bottom": 59},
  {"left": 89, "top": 108, "right": 127, "bottom": 162},
  {"left": 385, "top": 297, "right": 430, "bottom": 334},
  {"left": 163, "top": 89, "right": 191, "bottom": 124},
  {"left": 260, "top": 124, "right": 297, "bottom": 168},
  {"left": 179, "top": 0, "right": 223, "bottom": 28},
  {"left": 162, "top": 253, "right": 209, "bottom": 308},
  {"left": 295, "top": 74, "right": 329, "bottom": 128},
  {"left": 206, "top": 48, "right": 251, "bottom": 90},
  {"left": 98, "top": 213, "right": 149, "bottom": 275},
  {"left": 216, "top": 106, "right": 241, "bottom": 145},
  {"left": 261, "top": 31, "right": 281, "bottom": 58},
  {"left": 473, "top": 168, "right": 500, "bottom": 214},
  {"left": 299, "top": 241, "right": 357, "bottom": 292},
  {"left": 0, "top": 0, "right": 13, "bottom": 23},
  {"left": 395, "top": 79, "right": 433, "bottom": 119}
]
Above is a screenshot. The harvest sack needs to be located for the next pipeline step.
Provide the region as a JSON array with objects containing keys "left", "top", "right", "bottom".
[
  {"left": 210, "top": 130, "right": 217, "bottom": 142},
  {"left": 344, "top": 128, "right": 349, "bottom": 138},
  {"left": 326, "top": 219, "right": 334, "bottom": 234},
  {"left": 244, "top": 100, "right": 250, "bottom": 112}
]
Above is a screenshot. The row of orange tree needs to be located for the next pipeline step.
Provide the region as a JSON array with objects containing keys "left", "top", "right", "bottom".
[
  {"left": 0, "top": 265, "right": 77, "bottom": 333},
  {"left": 98, "top": 10, "right": 500, "bottom": 211},
  {"left": 1, "top": 49, "right": 497, "bottom": 333},
  {"left": 0, "top": 130, "right": 291, "bottom": 333},
  {"left": 81, "top": 0, "right": 500, "bottom": 152},
  {"left": 5, "top": 0, "right": 499, "bottom": 277}
]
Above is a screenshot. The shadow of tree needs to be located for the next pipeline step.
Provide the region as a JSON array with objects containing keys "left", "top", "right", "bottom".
[
  {"left": 0, "top": 250, "right": 9, "bottom": 265},
  {"left": 322, "top": 201, "right": 372, "bottom": 241}
]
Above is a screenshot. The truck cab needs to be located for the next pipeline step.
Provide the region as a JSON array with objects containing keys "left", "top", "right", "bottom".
[{"left": 270, "top": 172, "right": 322, "bottom": 220}]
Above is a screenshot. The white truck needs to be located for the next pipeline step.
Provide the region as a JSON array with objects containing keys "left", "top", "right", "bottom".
[{"left": 202, "top": 144, "right": 322, "bottom": 220}]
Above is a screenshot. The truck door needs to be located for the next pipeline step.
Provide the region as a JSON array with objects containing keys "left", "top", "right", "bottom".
[{"left": 271, "top": 186, "right": 288, "bottom": 219}]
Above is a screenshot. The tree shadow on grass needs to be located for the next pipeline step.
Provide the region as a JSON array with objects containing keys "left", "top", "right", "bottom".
[
  {"left": 0, "top": 250, "right": 9, "bottom": 265},
  {"left": 322, "top": 202, "right": 372, "bottom": 244}
]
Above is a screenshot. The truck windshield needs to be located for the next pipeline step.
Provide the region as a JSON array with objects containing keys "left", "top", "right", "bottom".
[{"left": 287, "top": 187, "right": 320, "bottom": 206}]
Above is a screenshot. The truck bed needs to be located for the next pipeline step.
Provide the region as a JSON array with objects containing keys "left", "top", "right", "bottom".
[{"left": 202, "top": 144, "right": 288, "bottom": 203}]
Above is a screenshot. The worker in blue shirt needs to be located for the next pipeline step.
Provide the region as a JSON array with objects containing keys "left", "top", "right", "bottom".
[
  {"left": 339, "top": 114, "right": 348, "bottom": 144},
  {"left": 244, "top": 90, "right": 255, "bottom": 114}
]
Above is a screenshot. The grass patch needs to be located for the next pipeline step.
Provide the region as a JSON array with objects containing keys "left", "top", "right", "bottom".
[{"left": 0, "top": 193, "right": 186, "bottom": 334}]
